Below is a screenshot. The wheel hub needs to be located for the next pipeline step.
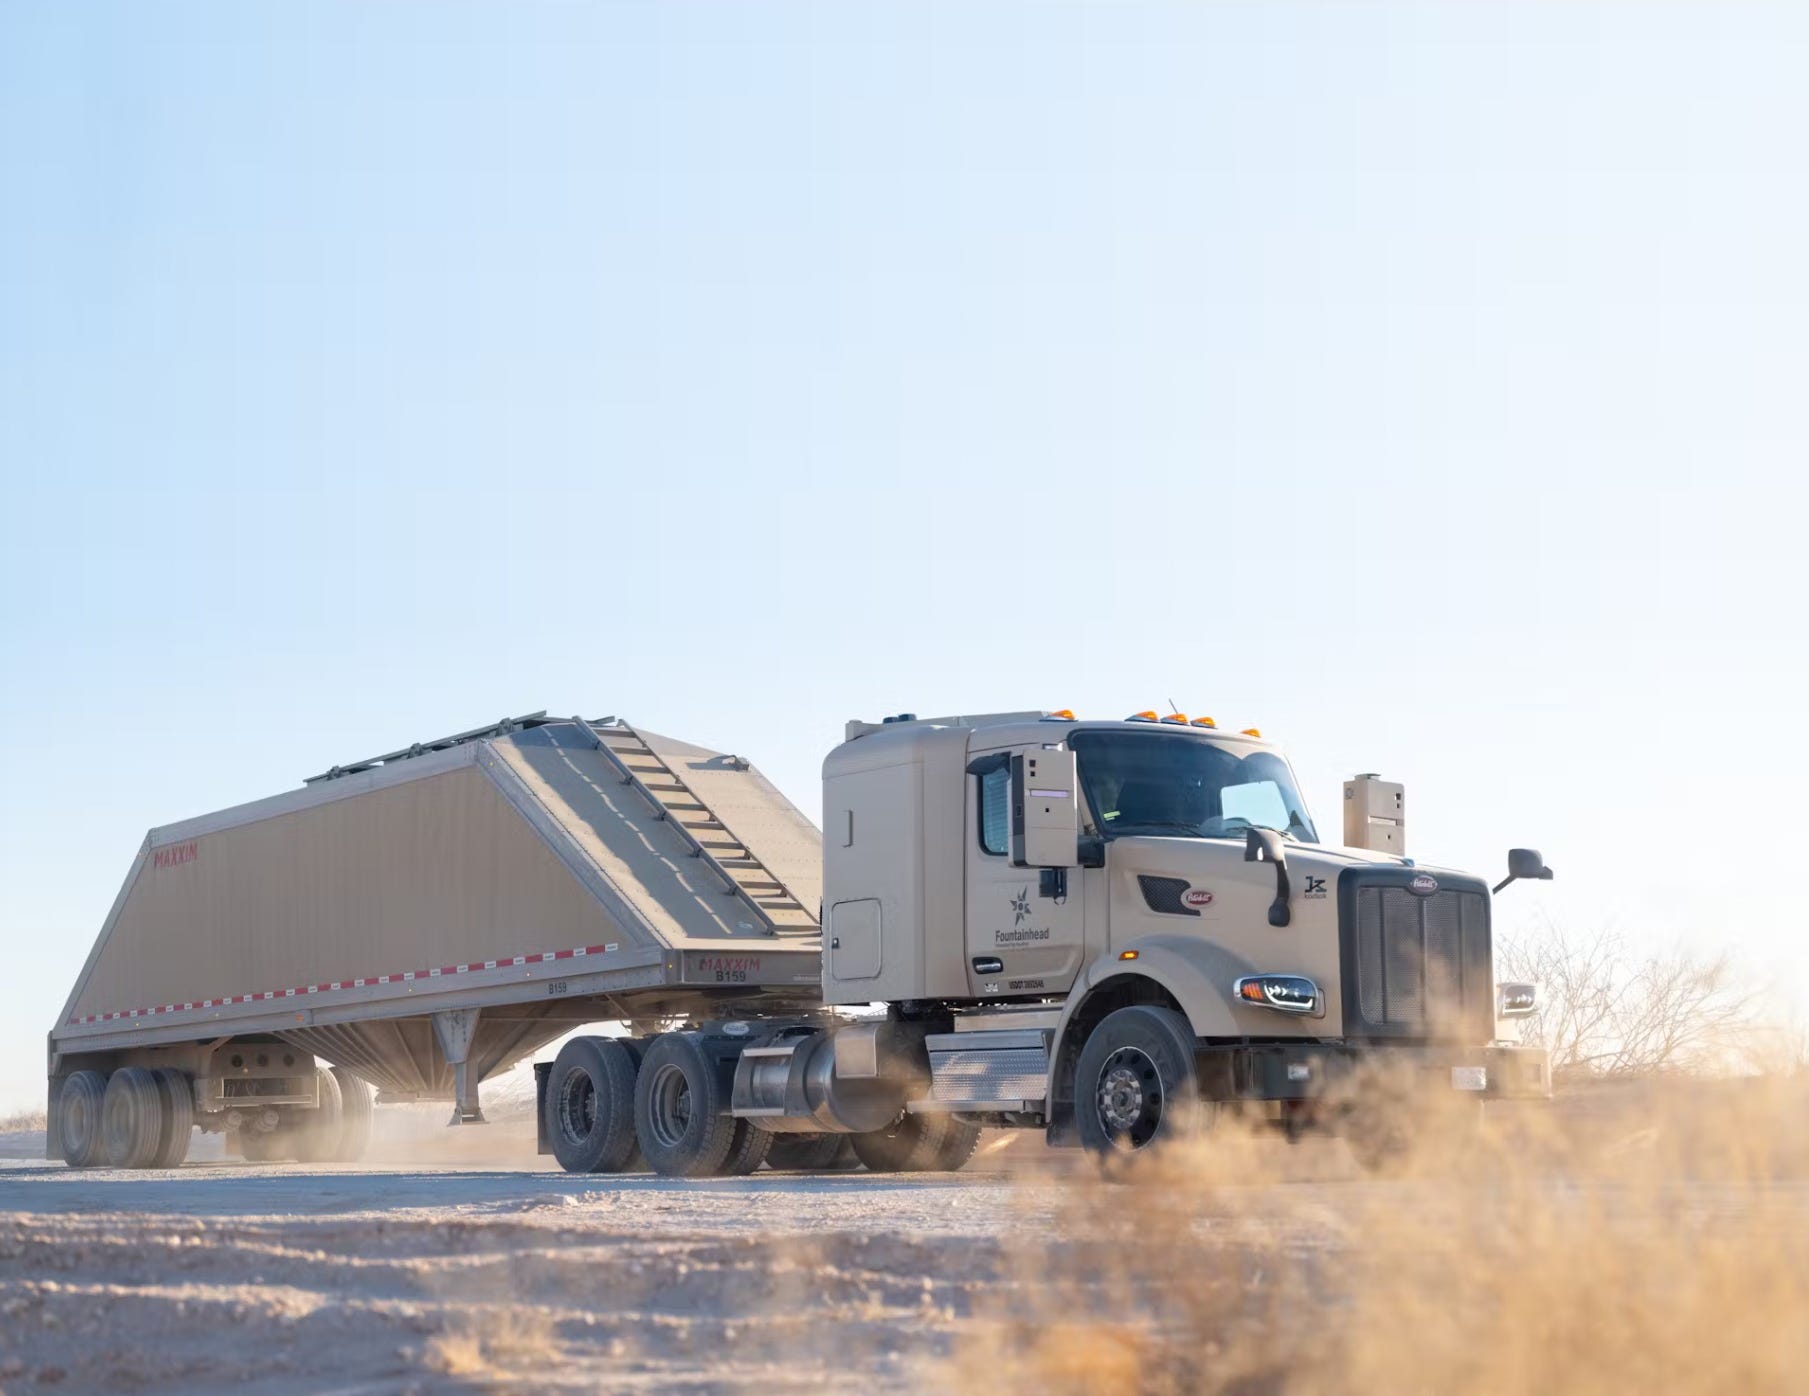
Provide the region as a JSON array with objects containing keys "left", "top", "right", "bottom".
[
  {"left": 647, "top": 1063, "right": 694, "bottom": 1149},
  {"left": 557, "top": 1070, "right": 597, "bottom": 1143},
  {"left": 1096, "top": 1046, "right": 1163, "bottom": 1149}
]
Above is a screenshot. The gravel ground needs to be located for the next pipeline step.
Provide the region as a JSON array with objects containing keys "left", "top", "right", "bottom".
[
  {"left": 0, "top": 1129, "right": 1054, "bottom": 1396},
  {"left": 4, "top": 1109, "right": 1805, "bottom": 1396}
]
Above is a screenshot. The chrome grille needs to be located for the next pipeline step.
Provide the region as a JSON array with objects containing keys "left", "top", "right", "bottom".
[{"left": 1351, "top": 883, "right": 1491, "bottom": 1039}]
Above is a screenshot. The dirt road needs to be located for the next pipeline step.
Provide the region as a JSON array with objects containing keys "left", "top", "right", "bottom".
[
  {"left": 0, "top": 1141, "right": 1054, "bottom": 1395},
  {"left": 4, "top": 1112, "right": 1805, "bottom": 1395}
]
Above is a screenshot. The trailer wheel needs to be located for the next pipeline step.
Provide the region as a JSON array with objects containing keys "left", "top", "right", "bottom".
[
  {"left": 331, "top": 1067, "right": 374, "bottom": 1162},
  {"left": 1073, "top": 1005, "right": 1204, "bottom": 1156},
  {"left": 722, "top": 1120, "right": 774, "bottom": 1176},
  {"left": 101, "top": 1067, "right": 164, "bottom": 1169},
  {"left": 148, "top": 1069, "right": 195, "bottom": 1168},
  {"left": 239, "top": 1128, "right": 286, "bottom": 1163},
  {"left": 293, "top": 1067, "right": 344, "bottom": 1163},
  {"left": 56, "top": 1070, "right": 109, "bottom": 1168},
  {"left": 633, "top": 1032, "right": 738, "bottom": 1178},
  {"left": 546, "top": 1036, "right": 640, "bottom": 1174},
  {"left": 849, "top": 1112, "right": 980, "bottom": 1173},
  {"left": 763, "top": 1132, "right": 853, "bottom": 1172}
]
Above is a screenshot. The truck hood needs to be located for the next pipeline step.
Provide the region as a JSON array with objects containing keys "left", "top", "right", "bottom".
[{"left": 1112, "top": 835, "right": 1482, "bottom": 885}]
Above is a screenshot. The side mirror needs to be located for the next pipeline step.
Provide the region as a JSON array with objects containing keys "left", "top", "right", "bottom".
[
  {"left": 1244, "top": 827, "right": 1292, "bottom": 927},
  {"left": 1493, "top": 848, "right": 1554, "bottom": 895},
  {"left": 1010, "top": 747, "right": 1079, "bottom": 869}
]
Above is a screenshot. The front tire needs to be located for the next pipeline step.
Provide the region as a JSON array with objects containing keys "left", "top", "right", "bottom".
[
  {"left": 633, "top": 1032, "right": 739, "bottom": 1178},
  {"left": 1073, "top": 1005, "right": 1204, "bottom": 1156}
]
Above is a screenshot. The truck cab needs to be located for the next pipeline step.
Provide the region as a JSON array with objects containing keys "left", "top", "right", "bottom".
[{"left": 817, "top": 709, "right": 1548, "bottom": 1158}]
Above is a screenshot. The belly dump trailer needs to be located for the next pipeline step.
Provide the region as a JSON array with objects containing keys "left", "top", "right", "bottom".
[{"left": 48, "top": 708, "right": 1551, "bottom": 1176}]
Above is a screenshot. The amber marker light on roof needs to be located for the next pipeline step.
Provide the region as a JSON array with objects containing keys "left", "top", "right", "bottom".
[
  {"left": 1047, "top": 709, "right": 1075, "bottom": 720},
  {"left": 1127, "top": 711, "right": 1160, "bottom": 722},
  {"left": 1242, "top": 728, "right": 1262, "bottom": 738},
  {"left": 1160, "top": 713, "right": 1188, "bottom": 724},
  {"left": 1191, "top": 716, "right": 1217, "bottom": 728}
]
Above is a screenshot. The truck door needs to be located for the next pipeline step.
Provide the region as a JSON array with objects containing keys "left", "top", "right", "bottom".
[{"left": 964, "top": 750, "right": 1086, "bottom": 996}]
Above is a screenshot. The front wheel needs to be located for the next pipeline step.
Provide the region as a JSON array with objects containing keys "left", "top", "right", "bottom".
[{"left": 1073, "top": 1005, "right": 1205, "bottom": 1156}]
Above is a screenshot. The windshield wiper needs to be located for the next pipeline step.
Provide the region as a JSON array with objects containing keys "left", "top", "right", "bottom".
[{"left": 1108, "top": 821, "right": 1204, "bottom": 836}]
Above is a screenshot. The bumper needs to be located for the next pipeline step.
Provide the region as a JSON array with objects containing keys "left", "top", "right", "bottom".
[{"left": 1210, "top": 1041, "right": 1551, "bottom": 1102}]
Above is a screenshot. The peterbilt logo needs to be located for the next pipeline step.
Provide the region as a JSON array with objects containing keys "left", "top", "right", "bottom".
[
  {"left": 1180, "top": 888, "right": 1215, "bottom": 909},
  {"left": 1409, "top": 874, "right": 1440, "bottom": 897}
]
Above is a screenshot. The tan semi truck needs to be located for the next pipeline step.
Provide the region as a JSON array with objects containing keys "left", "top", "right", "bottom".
[{"left": 47, "top": 707, "right": 1549, "bottom": 1175}]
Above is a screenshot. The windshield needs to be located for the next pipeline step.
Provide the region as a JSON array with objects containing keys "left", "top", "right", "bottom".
[{"left": 1069, "top": 730, "right": 1319, "bottom": 842}]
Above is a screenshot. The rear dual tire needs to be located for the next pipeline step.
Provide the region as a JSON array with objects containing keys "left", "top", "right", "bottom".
[
  {"left": 764, "top": 1132, "right": 859, "bottom": 1172},
  {"left": 545, "top": 1036, "right": 642, "bottom": 1175},
  {"left": 101, "top": 1068, "right": 164, "bottom": 1169},
  {"left": 332, "top": 1067, "right": 375, "bottom": 1162},
  {"left": 849, "top": 1111, "right": 981, "bottom": 1173},
  {"left": 292, "top": 1067, "right": 344, "bottom": 1163},
  {"left": 56, "top": 1070, "right": 109, "bottom": 1168},
  {"left": 149, "top": 1068, "right": 195, "bottom": 1168},
  {"left": 633, "top": 1032, "right": 742, "bottom": 1178}
]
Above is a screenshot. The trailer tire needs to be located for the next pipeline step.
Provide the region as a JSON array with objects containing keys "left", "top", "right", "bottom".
[
  {"left": 547, "top": 1036, "right": 640, "bottom": 1175},
  {"left": 56, "top": 1071, "right": 109, "bottom": 1168},
  {"left": 763, "top": 1132, "right": 852, "bottom": 1172},
  {"left": 1074, "top": 1005, "right": 1204, "bottom": 1157},
  {"left": 101, "top": 1067, "right": 164, "bottom": 1169},
  {"left": 239, "top": 1128, "right": 286, "bottom": 1163},
  {"left": 149, "top": 1069, "right": 195, "bottom": 1168},
  {"left": 850, "top": 1112, "right": 980, "bottom": 1173},
  {"left": 722, "top": 1120, "right": 774, "bottom": 1176},
  {"left": 331, "top": 1067, "right": 375, "bottom": 1162},
  {"left": 293, "top": 1067, "right": 344, "bottom": 1163},
  {"left": 633, "top": 1032, "right": 738, "bottom": 1178}
]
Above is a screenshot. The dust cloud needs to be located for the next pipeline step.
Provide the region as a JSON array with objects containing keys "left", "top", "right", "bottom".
[{"left": 943, "top": 1073, "right": 1809, "bottom": 1396}]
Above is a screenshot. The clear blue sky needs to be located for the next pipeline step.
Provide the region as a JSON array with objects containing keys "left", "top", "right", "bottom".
[{"left": 2, "top": 2, "right": 1805, "bottom": 1112}]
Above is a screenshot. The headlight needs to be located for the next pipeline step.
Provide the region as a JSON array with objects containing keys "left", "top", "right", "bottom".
[
  {"left": 1233, "top": 974, "right": 1325, "bottom": 1018},
  {"left": 1497, "top": 982, "right": 1538, "bottom": 1017}
]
